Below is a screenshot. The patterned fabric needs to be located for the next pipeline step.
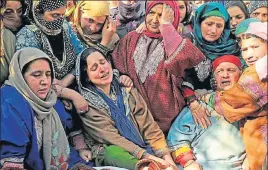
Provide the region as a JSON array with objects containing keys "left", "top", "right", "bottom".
[
  {"left": 132, "top": 37, "right": 164, "bottom": 83},
  {"left": 112, "top": 25, "right": 205, "bottom": 133},
  {"left": 260, "top": 125, "right": 268, "bottom": 145},
  {"left": 32, "top": 0, "right": 66, "bottom": 35},
  {"left": 213, "top": 64, "right": 268, "bottom": 170},
  {"left": 34, "top": 116, "right": 43, "bottom": 151},
  {"left": 194, "top": 58, "right": 212, "bottom": 82},
  {"left": 248, "top": 1, "right": 268, "bottom": 14},
  {"left": 16, "top": 22, "right": 85, "bottom": 79},
  {"left": 76, "top": 48, "right": 169, "bottom": 161},
  {"left": 37, "top": 0, "right": 66, "bottom": 12},
  {"left": 167, "top": 106, "right": 245, "bottom": 170},
  {"left": 239, "top": 76, "right": 267, "bottom": 106}
]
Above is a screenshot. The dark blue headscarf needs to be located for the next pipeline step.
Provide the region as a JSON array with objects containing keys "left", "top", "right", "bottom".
[
  {"left": 93, "top": 78, "right": 153, "bottom": 154},
  {"left": 193, "top": 2, "right": 240, "bottom": 61}
]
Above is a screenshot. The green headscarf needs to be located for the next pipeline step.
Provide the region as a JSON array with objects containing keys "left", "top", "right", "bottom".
[
  {"left": 235, "top": 18, "right": 260, "bottom": 36},
  {"left": 193, "top": 2, "right": 240, "bottom": 61}
]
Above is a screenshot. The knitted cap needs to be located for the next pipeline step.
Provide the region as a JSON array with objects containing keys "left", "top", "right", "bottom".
[
  {"left": 248, "top": 1, "right": 268, "bottom": 14},
  {"left": 202, "top": 10, "right": 225, "bottom": 20},
  {"left": 212, "top": 55, "right": 242, "bottom": 71},
  {"left": 235, "top": 18, "right": 260, "bottom": 36},
  {"left": 245, "top": 22, "right": 267, "bottom": 41}
]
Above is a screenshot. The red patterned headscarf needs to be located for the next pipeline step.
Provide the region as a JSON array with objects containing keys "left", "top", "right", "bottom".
[{"left": 143, "top": 0, "right": 180, "bottom": 39}]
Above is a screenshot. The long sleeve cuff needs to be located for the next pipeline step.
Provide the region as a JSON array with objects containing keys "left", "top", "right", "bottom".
[
  {"left": 159, "top": 23, "right": 183, "bottom": 57},
  {"left": 182, "top": 86, "right": 196, "bottom": 105},
  {"left": 70, "top": 131, "right": 89, "bottom": 150},
  {"left": 174, "top": 150, "right": 195, "bottom": 167}
]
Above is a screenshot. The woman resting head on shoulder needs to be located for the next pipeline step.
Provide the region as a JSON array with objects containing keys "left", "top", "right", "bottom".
[{"left": 75, "top": 47, "right": 177, "bottom": 170}]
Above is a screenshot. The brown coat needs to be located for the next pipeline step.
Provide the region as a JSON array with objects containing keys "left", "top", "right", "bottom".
[
  {"left": 215, "top": 65, "right": 268, "bottom": 170},
  {"left": 79, "top": 88, "right": 169, "bottom": 159}
]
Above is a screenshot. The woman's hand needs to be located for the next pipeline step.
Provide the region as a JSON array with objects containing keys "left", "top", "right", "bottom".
[
  {"left": 189, "top": 100, "right": 211, "bottom": 129},
  {"left": 143, "top": 153, "right": 170, "bottom": 168},
  {"left": 101, "top": 18, "right": 117, "bottom": 46},
  {"left": 120, "top": 75, "right": 133, "bottom": 88},
  {"left": 198, "top": 93, "right": 211, "bottom": 104},
  {"left": 162, "top": 154, "right": 177, "bottom": 168},
  {"left": 79, "top": 149, "right": 92, "bottom": 162},
  {"left": 72, "top": 93, "right": 89, "bottom": 114},
  {"left": 160, "top": 4, "right": 174, "bottom": 25},
  {"left": 136, "top": 21, "right": 146, "bottom": 33},
  {"left": 184, "top": 161, "right": 202, "bottom": 170}
]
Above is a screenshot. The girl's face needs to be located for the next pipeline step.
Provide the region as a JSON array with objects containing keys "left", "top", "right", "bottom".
[
  {"left": 177, "top": 1, "right": 186, "bottom": 23},
  {"left": 241, "top": 36, "right": 267, "bottom": 66},
  {"left": 86, "top": 52, "right": 113, "bottom": 90},
  {"left": 227, "top": 6, "right": 246, "bottom": 34},
  {"left": 250, "top": 7, "right": 268, "bottom": 22},
  {"left": 201, "top": 16, "right": 225, "bottom": 42}
]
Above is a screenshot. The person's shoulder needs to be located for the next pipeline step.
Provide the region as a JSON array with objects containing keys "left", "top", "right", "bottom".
[
  {"left": 128, "top": 30, "right": 141, "bottom": 36},
  {"left": 1, "top": 85, "right": 32, "bottom": 113},
  {"left": 1, "top": 85, "right": 21, "bottom": 100},
  {"left": 16, "top": 25, "right": 37, "bottom": 37}
]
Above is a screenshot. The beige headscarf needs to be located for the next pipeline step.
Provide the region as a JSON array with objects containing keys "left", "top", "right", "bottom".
[
  {"left": 5, "top": 47, "right": 70, "bottom": 170},
  {"left": 73, "top": 1, "right": 119, "bottom": 49}
]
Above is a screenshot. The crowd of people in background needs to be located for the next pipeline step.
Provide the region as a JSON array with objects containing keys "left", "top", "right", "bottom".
[{"left": 0, "top": 0, "right": 267, "bottom": 170}]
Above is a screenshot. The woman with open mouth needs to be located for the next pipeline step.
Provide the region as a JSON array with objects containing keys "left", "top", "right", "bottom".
[
  {"left": 181, "top": 2, "right": 244, "bottom": 129},
  {"left": 75, "top": 47, "right": 177, "bottom": 170}
]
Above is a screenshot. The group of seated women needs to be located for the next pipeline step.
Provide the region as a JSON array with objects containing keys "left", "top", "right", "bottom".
[{"left": 0, "top": 0, "right": 267, "bottom": 170}]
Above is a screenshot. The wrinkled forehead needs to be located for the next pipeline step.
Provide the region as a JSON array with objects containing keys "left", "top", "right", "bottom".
[
  {"left": 215, "top": 62, "right": 240, "bottom": 70},
  {"left": 241, "top": 35, "right": 265, "bottom": 47}
]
